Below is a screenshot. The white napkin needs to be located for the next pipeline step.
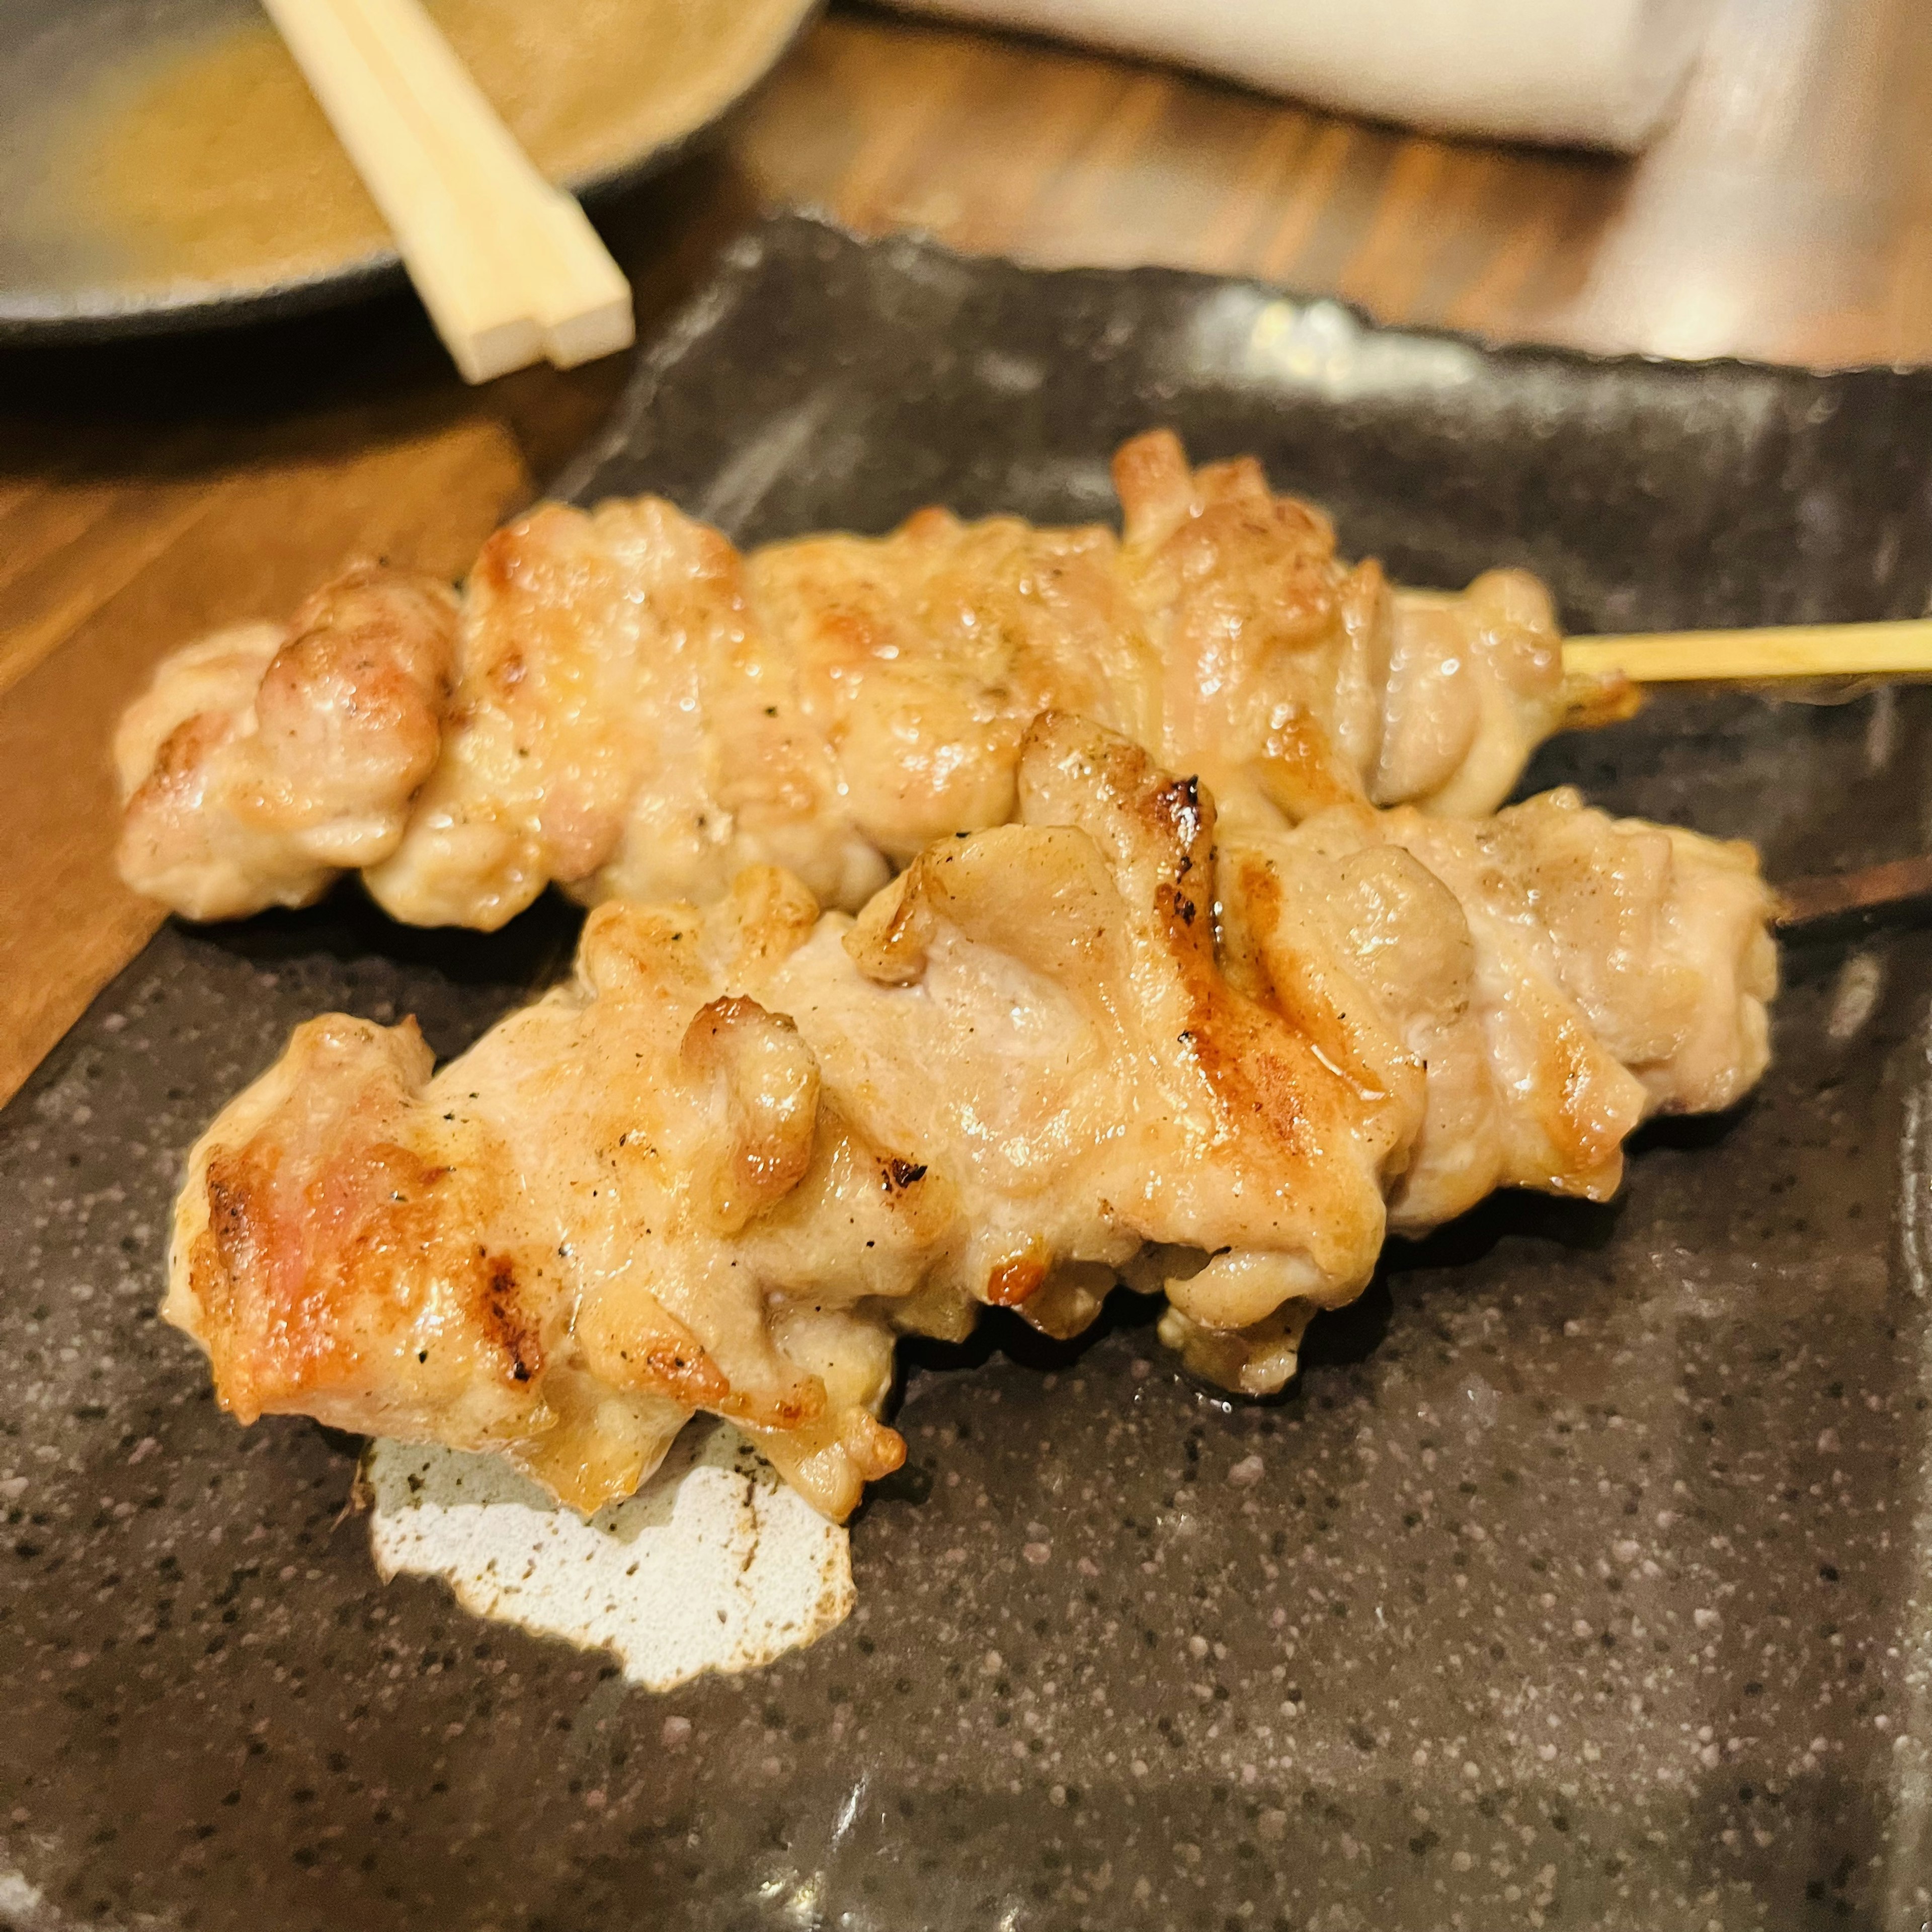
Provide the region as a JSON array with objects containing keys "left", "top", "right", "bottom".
[{"left": 894, "top": 0, "right": 1720, "bottom": 152}]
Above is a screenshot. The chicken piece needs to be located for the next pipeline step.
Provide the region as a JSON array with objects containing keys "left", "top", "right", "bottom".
[
  {"left": 168, "top": 718, "right": 1774, "bottom": 1518},
  {"left": 1110, "top": 432, "right": 1570, "bottom": 823},
  {"left": 167, "top": 874, "right": 925, "bottom": 1524},
  {"left": 1222, "top": 789, "right": 1777, "bottom": 1241},
  {"left": 118, "top": 433, "right": 1593, "bottom": 929},
  {"left": 115, "top": 569, "right": 458, "bottom": 922},
  {"left": 361, "top": 496, "right": 895, "bottom": 929},
  {"left": 769, "top": 717, "right": 1421, "bottom": 1351}
]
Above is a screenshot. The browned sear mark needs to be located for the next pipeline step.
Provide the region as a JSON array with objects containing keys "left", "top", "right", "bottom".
[
  {"left": 985, "top": 1250, "right": 1048, "bottom": 1307},
  {"left": 479, "top": 1254, "right": 541, "bottom": 1385}
]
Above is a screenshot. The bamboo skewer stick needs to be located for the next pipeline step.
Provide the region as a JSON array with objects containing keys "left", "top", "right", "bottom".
[
  {"left": 1777, "top": 853, "right": 1932, "bottom": 933},
  {"left": 1563, "top": 619, "right": 1932, "bottom": 684},
  {"left": 1400, "top": 590, "right": 1932, "bottom": 687},
  {"left": 261, "top": 0, "right": 633, "bottom": 381}
]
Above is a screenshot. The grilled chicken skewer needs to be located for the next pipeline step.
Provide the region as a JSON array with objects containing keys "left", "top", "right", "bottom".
[
  {"left": 168, "top": 717, "right": 1774, "bottom": 1522},
  {"left": 117, "top": 431, "right": 1618, "bottom": 929}
]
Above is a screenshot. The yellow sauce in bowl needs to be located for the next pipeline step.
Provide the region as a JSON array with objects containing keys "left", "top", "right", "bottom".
[{"left": 46, "top": 0, "right": 809, "bottom": 292}]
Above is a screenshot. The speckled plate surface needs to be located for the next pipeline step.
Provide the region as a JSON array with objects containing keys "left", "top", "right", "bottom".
[
  {"left": 0, "top": 0, "right": 817, "bottom": 339},
  {"left": 10, "top": 216, "right": 1932, "bottom": 1930}
]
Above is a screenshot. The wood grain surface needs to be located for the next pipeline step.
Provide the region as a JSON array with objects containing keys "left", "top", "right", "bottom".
[{"left": 0, "top": 0, "right": 1927, "bottom": 1101}]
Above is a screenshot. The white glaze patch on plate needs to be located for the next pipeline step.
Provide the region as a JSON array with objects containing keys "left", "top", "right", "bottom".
[{"left": 361, "top": 1424, "right": 853, "bottom": 1690}]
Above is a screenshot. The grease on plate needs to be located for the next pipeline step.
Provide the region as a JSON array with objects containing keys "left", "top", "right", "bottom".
[{"left": 361, "top": 1423, "right": 853, "bottom": 1691}]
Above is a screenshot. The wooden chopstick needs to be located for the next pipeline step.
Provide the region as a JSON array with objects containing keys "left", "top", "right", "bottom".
[
  {"left": 262, "top": 0, "right": 538, "bottom": 381},
  {"left": 340, "top": 0, "right": 633, "bottom": 368},
  {"left": 1564, "top": 620, "right": 1932, "bottom": 684},
  {"left": 262, "top": 0, "right": 633, "bottom": 380}
]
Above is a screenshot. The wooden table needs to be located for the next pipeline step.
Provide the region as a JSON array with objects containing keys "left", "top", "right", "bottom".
[{"left": 1, "top": 0, "right": 1927, "bottom": 1103}]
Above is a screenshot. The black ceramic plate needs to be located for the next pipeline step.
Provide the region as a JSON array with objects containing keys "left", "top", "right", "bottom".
[
  {"left": 0, "top": 0, "right": 817, "bottom": 340},
  {"left": 8, "top": 215, "right": 1932, "bottom": 1931}
]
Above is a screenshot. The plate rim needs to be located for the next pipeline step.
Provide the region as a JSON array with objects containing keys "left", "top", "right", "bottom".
[{"left": 553, "top": 209, "right": 1932, "bottom": 527}]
